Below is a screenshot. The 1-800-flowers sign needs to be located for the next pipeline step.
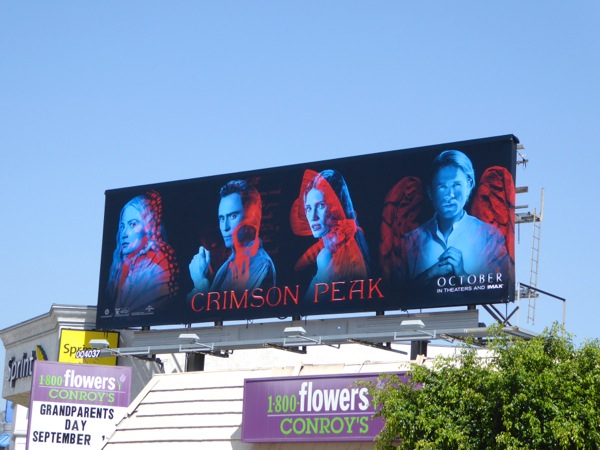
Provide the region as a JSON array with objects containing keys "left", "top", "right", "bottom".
[{"left": 241, "top": 372, "right": 407, "bottom": 442}]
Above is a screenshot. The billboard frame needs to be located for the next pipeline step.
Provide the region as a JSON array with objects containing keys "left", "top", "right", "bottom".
[{"left": 97, "top": 134, "right": 518, "bottom": 329}]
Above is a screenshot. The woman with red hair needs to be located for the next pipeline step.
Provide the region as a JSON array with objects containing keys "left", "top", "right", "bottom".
[{"left": 293, "top": 169, "right": 370, "bottom": 300}]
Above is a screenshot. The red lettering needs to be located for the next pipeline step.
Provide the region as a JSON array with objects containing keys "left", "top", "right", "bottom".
[
  {"left": 206, "top": 292, "right": 221, "bottom": 311},
  {"left": 222, "top": 291, "right": 228, "bottom": 310},
  {"left": 190, "top": 293, "right": 205, "bottom": 312},
  {"left": 230, "top": 290, "right": 249, "bottom": 310},
  {"left": 314, "top": 283, "right": 329, "bottom": 303},
  {"left": 251, "top": 289, "right": 265, "bottom": 308},
  {"left": 193, "top": 285, "right": 302, "bottom": 312},
  {"left": 266, "top": 287, "right": 282, "bottom": 307},
  {"left": 284, "top": 285, "right": 300, "bottom": 305},
  {"left": 368, "top": 278, "right": 384, "bottom": 298},
  {"left": 331, "top": 282, "right": 346, "bottom": 301},
  {"left": 349, "top": 280, "right": 365, "bottom": 299}
]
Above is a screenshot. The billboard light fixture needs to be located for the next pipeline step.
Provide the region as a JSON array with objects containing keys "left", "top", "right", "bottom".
[
  {"left": 400, "top": 319, "right": 425, "bottom": 330},
  {"left": 178, "top": 333, "right": 214, "bottom": 352},
  {"left": 283, "top": 326, "right": 307, "bottom": 336},
  {"left": 89, "top": 339, "right": 111, "bottom": 349},
  {"left": 395, "top": 320, "right": 436, "bottom": 341},
  {"left": 282, "top": 327, "right": 340, "bottom": 350},
  {"left": 178, "top": 333, "right": 201, "bottom": 341}
]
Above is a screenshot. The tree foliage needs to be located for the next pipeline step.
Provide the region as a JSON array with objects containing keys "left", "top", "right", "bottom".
[{"left": 368, "top": 324, "right": 600, "bottom": 449}]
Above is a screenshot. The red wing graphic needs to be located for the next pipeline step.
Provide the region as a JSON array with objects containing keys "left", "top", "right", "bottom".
[
  {"left": 469, "top": 166, "right": 516, "bottom": 263},
  {"left": 379, "top": 176, "right": 430, "bottom": 279}
]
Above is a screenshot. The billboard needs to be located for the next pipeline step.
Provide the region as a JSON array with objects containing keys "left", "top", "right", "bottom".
[
  {"left": 58, "top": 330, "right": 119, "bottom": 366},
  {"left": 26, "top": 361, "right": 132, "bottom": 449},
  {"left": 241, "top": 372, "right": 408, "bottom": 442},
  {"left": 97, "top": 135, "right": 517, "bottom": 329}
]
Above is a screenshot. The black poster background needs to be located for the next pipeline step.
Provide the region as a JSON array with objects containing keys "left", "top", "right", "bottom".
[{"left": 96, "top": 135, "right": 518, "bottom": 329}]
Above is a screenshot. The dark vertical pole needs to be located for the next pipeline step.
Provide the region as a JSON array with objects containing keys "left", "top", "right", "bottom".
[
  {"left": 410, "top": 340, "right": 428, "bottom": 361},
  {"left": 186, "top": 353, "right": 205, "bottom": 372}
]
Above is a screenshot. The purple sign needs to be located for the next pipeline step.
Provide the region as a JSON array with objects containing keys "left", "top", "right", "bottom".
[
  {"left": 242, "top": 372, "right": 407, "bottom": 442},
  {"left": 26, "top": 361, "right": 132, "bottom": 450}
]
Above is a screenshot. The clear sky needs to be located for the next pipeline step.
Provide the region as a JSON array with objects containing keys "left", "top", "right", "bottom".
[{"left": 1, "top": 2, "right": 598, "bottom": 394}]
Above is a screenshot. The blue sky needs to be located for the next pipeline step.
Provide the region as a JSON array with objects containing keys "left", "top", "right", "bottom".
[{"left": 1, "top": 2, "right": 598, "bottom": 393}]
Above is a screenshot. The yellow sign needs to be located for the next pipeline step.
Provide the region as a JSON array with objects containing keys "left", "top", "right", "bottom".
[{"left": 58, "top": 329, "right": 119, "bottom": 365}]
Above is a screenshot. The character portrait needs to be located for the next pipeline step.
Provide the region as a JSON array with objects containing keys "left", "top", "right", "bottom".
[
  {"left": 187, "top": 179, "right": 276, "bottom": 301},
  {"left": 107, "top": 190, "right": 180, "bottom": 313},
  {"left": 291, "top": 169, "right": 370, "bottom": 300},
  {"left": 393, "top": 150, "right": 513, "bottom": 290}
]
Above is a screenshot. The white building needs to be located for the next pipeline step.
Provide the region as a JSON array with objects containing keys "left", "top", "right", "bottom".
[{"left": 1, "top": 304, "right": 531, "bottom": 449}]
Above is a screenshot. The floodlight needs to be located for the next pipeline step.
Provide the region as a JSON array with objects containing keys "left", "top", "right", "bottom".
[
  {"left": 400, "top": 319, "right": 425, "bottom": 330},
  {"left": 178, "top": 333, "right": 201, "bottom": 341},
  {"left": 283, "top": 326, "right": 307, "bottom": 336},
  {"left": 89, "top": 339, "right": 110, "bottom": 349}
]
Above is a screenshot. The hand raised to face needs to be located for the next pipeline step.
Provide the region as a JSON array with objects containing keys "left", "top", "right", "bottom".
[{"left": 189, "top": 246, "right": 211, "bottom": 291}]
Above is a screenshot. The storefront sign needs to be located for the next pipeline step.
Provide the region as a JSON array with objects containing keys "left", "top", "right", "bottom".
[
  {"left": 6, "top": 346, "right": 46, "bottom": 388},
  {"left": 59, "top": 330, "right": 119, "bottom": 366},
  {"left": 7, "top": 351, "right": 36, "bottom": 388},
  {"left": 242, "top": 372, "right": 407, "bottom": 442},
  {"left": 26, "top": 361, "right": 132, "bottom": 450}
]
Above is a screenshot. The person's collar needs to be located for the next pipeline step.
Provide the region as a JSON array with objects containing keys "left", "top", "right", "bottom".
[{"left": 433, "top": 210, "right": 468, "bottom": 235}]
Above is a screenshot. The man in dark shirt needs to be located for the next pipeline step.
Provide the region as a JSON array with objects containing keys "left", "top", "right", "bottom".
[{"left": 187, "top": 180, "right": 276, "bottom": 300}]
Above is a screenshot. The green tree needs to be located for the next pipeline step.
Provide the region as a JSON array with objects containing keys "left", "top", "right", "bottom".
[{"left": 368, "top": 325, "right": 600, "bottom": 449}]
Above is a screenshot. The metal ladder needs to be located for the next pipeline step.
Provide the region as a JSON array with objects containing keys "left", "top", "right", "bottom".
[{"left": 526, "top": 189, "right": 544, "bottom": 325}]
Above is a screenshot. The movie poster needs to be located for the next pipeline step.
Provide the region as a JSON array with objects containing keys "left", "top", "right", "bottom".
[{"left": 96, "top": 135, "right": 517, "bottom": 329}]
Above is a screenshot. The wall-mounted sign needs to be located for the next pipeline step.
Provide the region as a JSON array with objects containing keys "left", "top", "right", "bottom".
[
  {"left": 97, "top": 135, "right": 517, "bottom": 328},
  {"left": 6, "top": 346, "right": 47, "bottom": 388},
  {"left": 26, "top": 361, "right": 132, "bottom": 450},
  {"left": 58, "top": 330, "right": 119, "bottom": 366},
  {"left": 241, "top": 372, "right": 407, "bottom": 442}
]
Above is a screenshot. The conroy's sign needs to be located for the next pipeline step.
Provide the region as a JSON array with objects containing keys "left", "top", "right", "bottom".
[{"left": 242, "top": 372, "right": 407, "bottom": 442}]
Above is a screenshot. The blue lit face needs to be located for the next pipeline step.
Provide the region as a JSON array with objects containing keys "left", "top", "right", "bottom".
[
  {"left": 304, "top": 188, "right": 329, "bottom": 239},
  {"left": 119, "top": 205, "right": 145, "bottom": 256},
  {"left": 430, "top": 166, "right": 471, "bottom": 222},
  {"left": 218, "top": 193, "right": 245, "bottom": 249}
]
